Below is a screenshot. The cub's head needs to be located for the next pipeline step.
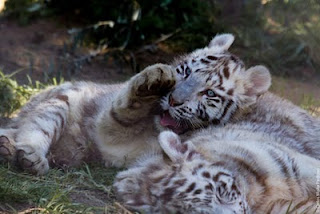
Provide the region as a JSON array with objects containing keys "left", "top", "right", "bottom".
[
  {"left": 114, "top": 131, "right": 250, "bottom": 214},
  {"left": 160, "top": 34, "right": 271, "bottom": 133}
]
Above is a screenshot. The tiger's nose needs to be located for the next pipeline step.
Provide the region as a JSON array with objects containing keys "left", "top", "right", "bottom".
[{"left": 169, "top": 94, "right": 183, "bottom": 107}]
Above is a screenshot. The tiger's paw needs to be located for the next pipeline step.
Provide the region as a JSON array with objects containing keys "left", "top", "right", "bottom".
[
  {"left": 114, "top": 169, "right": 144, "bottom": 203},
  {"left": 131, "top": 63, "right": 176, "bottom": 98},
  {"left": 0, "top": 136, "right": 16, "bottom": 163},
  {"left": 113, "top": 168, "right": 155, "bottom": 213},
  {"left": 16, "top": 145, "right": 49, "bottom": 175}
]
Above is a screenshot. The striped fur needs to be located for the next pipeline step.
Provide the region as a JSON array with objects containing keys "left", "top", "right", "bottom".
[
  {"left": 0, "top": 33, "right": 319, "bottom": 179},
  {"left": 114, "top": 130, "right": 319, "bottom": 214},
  {"left": 160, "top": 37, "right": 271, "bottom": 132}
]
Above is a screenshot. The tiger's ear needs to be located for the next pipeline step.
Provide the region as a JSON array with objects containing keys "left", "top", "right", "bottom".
[
  {"left": 239, "top": 65, "right": 271, "bottom": 107},
  {"left": 208, "top": 34, "right": 235, "bottom": 51},
  {"left": 159, "top": 131, "right": 185, "bottom": 162},
  {"left": 159, "top": 131, "right": 200, "bottom": 162},
  {"left": 245, "top": 65, "right": 271, "bottom": 96}
]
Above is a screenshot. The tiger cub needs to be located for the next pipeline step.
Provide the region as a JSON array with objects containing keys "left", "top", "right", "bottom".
[
  {"left": 114, "top": 130, "right": 319, "bottom": 214},
  {"left": 0, "top": 34, "right": 319, "bottom": 175}
]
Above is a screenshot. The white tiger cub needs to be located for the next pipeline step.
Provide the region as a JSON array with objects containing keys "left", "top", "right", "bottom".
[
  {"left": 0, "top": 34, "right": 319, "bottom": 176},
  {"left": 114, "top": 130, "right": 320, "bottom": 214}
]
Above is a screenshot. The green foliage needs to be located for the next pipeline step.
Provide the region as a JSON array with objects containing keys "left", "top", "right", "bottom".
[
  {"left": 0, "top": 71, "right": 36, "bottom": 117},
  {"left": 4, "top": 0, "right": 221, "bottom": 50},
  {"left": 300, "top": 94, "right": 320, "bottom": 117},
  {"left": 266, "top": 0, "right": 320, "bottom": 70},
  {"left": 225, "top": 0, "right": 320, "bottom": 75},
  {"left": 4, "top": 0, "right": 53, "bottom": 25},
  {"left": 64, "top": 0, "right": 221, "bottom": 51},
  {"left": 0, "top": 70, "right": 63, "bottom": 117}
]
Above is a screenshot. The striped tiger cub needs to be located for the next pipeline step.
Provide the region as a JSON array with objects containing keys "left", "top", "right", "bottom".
[
  {"left": 114, "top": 130, "right": 319, "bottom": 214},
  {"left": 0, "top": 34, "right": 319, "bottom": 177}
]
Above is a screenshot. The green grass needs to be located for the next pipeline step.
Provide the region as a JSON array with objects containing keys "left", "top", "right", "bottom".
[
  {"left": 0, "top": 164, "right": 121, "bottom": 213},
  {"left": 0, "top": 70, "right": 37, "bottom": 117},
  {"left": 0, "top": 70, "right": 63, "bottom": 117}
]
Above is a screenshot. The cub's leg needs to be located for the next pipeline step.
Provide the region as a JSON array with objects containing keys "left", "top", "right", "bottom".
[
  {"left": 0, "top": 95, "right": 69, "bottom": 175},
  {"left": 112, "top": 63, "right": 175, "bottom": 123}
]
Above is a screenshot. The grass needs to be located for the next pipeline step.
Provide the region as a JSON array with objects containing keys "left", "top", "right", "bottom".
[
  {"left": 0, "top": 70, "right": 64, "bottom": 117},
  {"left": 300, "top": 94, "right": 320, "bottom": 117},
  {"left": 270, "top": 76, "right": 320, "bottom": 117},
  {"left": 0, "top": 70, "right": 37, "bottom": 117},
  {"left": 0, "top": 164, "right": 122, "bottom": 213}
]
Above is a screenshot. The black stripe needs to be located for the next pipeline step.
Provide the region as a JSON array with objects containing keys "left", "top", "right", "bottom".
[
  {"left": 180, "top": 108, "right": 187, "bottom": 113},
  {"left": 219, "top": 100, "right": 234, "bottom": 121},
  {"left": 268, "top": 150, "right": 296, "bottom": 195},
  {"left": 207, "top": 55, "right": 218, "bottom": 61},
  {"left": 213, "top": 171, "right": 232, "bottom": 182},
  {"left": 185, "top": 182, "right": 196, "bottom": 193},
  {"left": 219, "top": 153, "right": 268, "bottom": 189},
  {"left": 55, "top": 112, "right": 65, "bottom": 129},
  {"left": 201, "top": 59, "right": 211, "bottom": 64},
  {"left": 223, "top": 67, "right": 230, "bottom": 79},
  {"left": 214, "top": 93, "right": 225, "bottom": 103},
  {"left": 209, "top": 98, "right": 220, "bottom": 103},
  {"left": 207, "top": 102, "right": 217, "bottom": 108},
  {"left": 218, "top": 73, "right": 223, "bottom": 87}
]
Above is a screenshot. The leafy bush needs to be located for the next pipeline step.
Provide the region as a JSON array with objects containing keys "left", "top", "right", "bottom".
[
  {"left": 4, "top": 0, "right": 221, "bottom": 50},
  {"left": 58, "top": 0, "right": 222, "bottom": 51},
  {"left": 4, "top": 0, "right": 53, "bottom": 25}
]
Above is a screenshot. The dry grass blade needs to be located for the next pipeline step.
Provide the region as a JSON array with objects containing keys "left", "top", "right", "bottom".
[
  {"left": 114, "top": 202, "right": 134, "bottom": 214},
  {"left": 18, "top": 208, "right": 48, "bottom": 214}
]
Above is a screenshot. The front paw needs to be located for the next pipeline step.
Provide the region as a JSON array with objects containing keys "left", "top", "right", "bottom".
[
  {"left": 0, "top": 136, "right": 16, "bottom": 163},
  {"left": 132, "top": 64, "right": 176, "bottom": 98},
  {"left": 114, "top": 169, "right": 155, "bottom": 213},
  {"left": 113, "top": 170, "right": 141, "bottom": 199},
  {"left": 16, "top": 145, "right": 49, "bottom": 175}
]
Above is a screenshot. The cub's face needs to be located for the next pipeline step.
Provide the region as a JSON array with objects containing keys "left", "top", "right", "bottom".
[
  {"left": 159, "top": 34, "right": 271, "bottom": 134},
  {"left": 114, "top": 131, "right": 250, "bottom": 214}
]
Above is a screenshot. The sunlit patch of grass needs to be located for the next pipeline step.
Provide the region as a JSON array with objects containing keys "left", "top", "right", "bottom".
[
  {"left": 300, "top": 94, "right": 320, "bottom": 117},
  {"left": 0, "top": 70, "right": 37, "bottom": 117},
  {"left": 0, "top": 164, "right": 121, "bottom": 213},
  {"left": 0, "top": 69, "right": 63, "bottom": 117},
  {"left": 0, "top": 0, "right": 6, "bottom": 13},
  {"left": 270, "top": 76, "right": 320, "bottom": 117}
]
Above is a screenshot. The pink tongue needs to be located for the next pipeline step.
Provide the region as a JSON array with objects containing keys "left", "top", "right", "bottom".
[
  {"left": 160, "top": 111, "right": 179, "bottom": 127},
  {"left": 160, "top": 111, "right": 188, "bottom": 134}
]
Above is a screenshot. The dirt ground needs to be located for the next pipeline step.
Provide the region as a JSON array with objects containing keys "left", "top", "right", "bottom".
[
  {"left": 0, "top": 17, "right": 319, "bottom": 107},
  {"left": 0, "top": 18, "right": 176, "bottom": 85}
]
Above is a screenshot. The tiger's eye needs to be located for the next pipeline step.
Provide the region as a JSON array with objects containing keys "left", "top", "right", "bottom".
[
  {"left": 185, "top": 67, "right": 192, "bottom": 76},
  {"left": 206, "top": 89, "right": 215, "bottom": 97}
]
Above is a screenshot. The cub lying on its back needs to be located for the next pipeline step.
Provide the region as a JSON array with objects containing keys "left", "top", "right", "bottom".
[
  {"left": 114, "top": 130, "right": 319, "bottom": 214},
  {"left": 0, "top": 34, "right": 319, "bottom": 176}
]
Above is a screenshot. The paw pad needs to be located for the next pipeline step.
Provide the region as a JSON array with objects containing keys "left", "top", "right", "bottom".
[
  {"left": 0, "top": 136, "right": 15, "bottom": 162},
  {"left": 17, "top": 150, "right": 34, "bottom": 168},
  {"left": 16, "top": 146, "right": 49, "bottom": 175}
]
